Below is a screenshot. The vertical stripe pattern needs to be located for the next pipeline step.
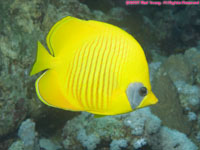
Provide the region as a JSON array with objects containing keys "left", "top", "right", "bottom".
[{"left": 66, "top": 29, "right": 129, "bottom": 111}]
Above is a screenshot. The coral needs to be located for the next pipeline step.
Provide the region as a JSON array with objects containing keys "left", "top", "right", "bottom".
[
  {"left": 154, "top": 48, "right": 200, "bottom": 111},
  {"left": 8, "top": 107, "right": 198, "bottom": 150},
  {"left": 151, "top": 67, "right": 191, "bottom": 134},
  {"left": 8, "top": 141, "right": 24, "bottom": 150},
  {"left": 150, "top": 127, "right": 198, "bottom": 150},
  {"left": 62, "top": 139, "right": 71, "bottom": 149},
  {"left": 39, "top": 138, "right": 62, "bottom": 150},
  {"left": 161, "top": 54, "right": 194, "bottom": 84},
  {"left": 196, "top": 132, "right": 200, "bottom": 142},
  {"left": 149, "top": 62, "right": 162, "bottom": 82},
  {"left": 187, "top": 112, "right": 197, "bottom": 121},
  {"left": 132, "top": 138, "right": 147, "bottom": 149},
  {"left": 110, "top": 139, "right": 128, "bottom": 150},
  {"left": 145, "top": 114, "right": 161, "bottom": 134},
  {"left": 77, "top": 128, "right": 100, "bottom": 150},
  {"left": 124, "top": 113, "right": 145, "bottom": 136},
  {"left": 62, "top": 112, "right": 126, "bottom": 150},
  {"left": 18, "top": 119, "right": 39, "bottom": 150},
  {"left": 151, "top": 47, "right": 200, "bottom": 148},
  {"left": 61, "top": 107, "right": 197, "bottom": 149},
  {"left": 124, "top": 108, "right": 161, "bottom": 136},
  {"left": 184, "top": 48, "right": 200, "bottom": 86},
  {"left": 9, "top": 119, "right": 63, "bottom": 150},
  {"left": 140, "top": 8, "right": 200, "bottom": 55},
  {"left": 174, "top": 81, "right": 200, "bottom": 107},
  {"left": 108, "top": 7, "right": 129, "bottom": 21}
]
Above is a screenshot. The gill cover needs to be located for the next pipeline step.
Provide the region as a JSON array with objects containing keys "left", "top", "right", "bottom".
[{"left": 126, "top": 82, "right": 158, "bottom": 110}]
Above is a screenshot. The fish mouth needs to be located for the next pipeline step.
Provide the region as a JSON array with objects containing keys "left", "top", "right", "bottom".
[{"left": 137, "top": 92, "right": 158, "bottom": 109}]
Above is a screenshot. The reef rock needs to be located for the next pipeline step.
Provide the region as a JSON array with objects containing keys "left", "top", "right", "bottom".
[
  {"left": 151, "top": 67, "right": 192, "bottom": 134},
  {"left": 62, "top": 108, "right": 197, "bottom": 150},
  {"left": 161, "top": 54, "right": 194, "bottom": 84}
]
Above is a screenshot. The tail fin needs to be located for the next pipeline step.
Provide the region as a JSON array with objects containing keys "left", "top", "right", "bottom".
[{"left": 30, "top": 41, "right": 54, "bottom": 76}]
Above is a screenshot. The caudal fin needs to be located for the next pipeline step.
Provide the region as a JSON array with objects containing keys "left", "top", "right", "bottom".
[{"left": 30, "top": 41, "right": 54, "bottom": 76}]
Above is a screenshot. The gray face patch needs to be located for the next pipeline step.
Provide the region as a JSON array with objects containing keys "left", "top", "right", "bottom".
[{"left": 126, "top": 82, "right": 147, "bottom": 110}]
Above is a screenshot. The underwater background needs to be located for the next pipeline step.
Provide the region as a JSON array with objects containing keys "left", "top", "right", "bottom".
[{"left": 0, "top": 0, "right": 200, "bottom": 149}]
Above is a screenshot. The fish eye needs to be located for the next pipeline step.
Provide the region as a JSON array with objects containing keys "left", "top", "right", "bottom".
[{"left": 139, "top": 87, "right": 147, "bottom": 97}]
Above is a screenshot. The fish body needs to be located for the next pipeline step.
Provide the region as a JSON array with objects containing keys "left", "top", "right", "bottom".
[{"left": 30, "top": 16, "right": 158, "bottom": 115}]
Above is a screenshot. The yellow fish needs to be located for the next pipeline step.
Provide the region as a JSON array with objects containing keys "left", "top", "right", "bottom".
[{"left": 30, "top": 16, "right": 158, "bottom": 116}]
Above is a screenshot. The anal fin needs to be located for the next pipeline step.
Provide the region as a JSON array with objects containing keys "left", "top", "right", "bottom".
[{"left": 35, "top": 70, "right": 81, "bottom": 111}]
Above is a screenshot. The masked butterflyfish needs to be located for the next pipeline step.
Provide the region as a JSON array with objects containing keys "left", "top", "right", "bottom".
[{"left": 30, "top": 16, "right": 158, "bottom": 116}]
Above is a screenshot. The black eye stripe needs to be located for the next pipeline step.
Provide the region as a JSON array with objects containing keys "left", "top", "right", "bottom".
[{"left": 139, "top": 87, "right": 147, "bottom": 97}]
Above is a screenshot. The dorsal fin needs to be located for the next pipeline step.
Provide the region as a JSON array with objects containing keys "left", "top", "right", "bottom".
[{"left": 46, "top": 16, "right": 100, "bottom": 57}]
